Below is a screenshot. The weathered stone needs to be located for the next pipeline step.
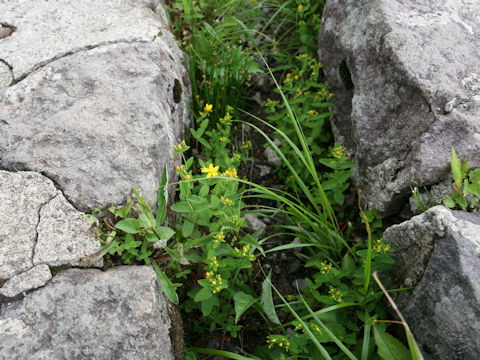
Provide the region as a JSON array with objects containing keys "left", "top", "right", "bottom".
[
  {"left": 318, "top": 0, "right": 480, "bottom": 216},
  {"left": 0, "top": 0, "right": 190, "bottom": 211},
  {"left": 0, "top": 170, "right": 102, "bottom": 294},
  {"left": 0, "top": 62, "right": 13, "bottom": 89},
  {"left": 0, "top": 171, "right": 58, "bottom": 280},
  {"left": 0, "top": 0, "right": 166, "bottom": 81},
  {"left": 0, "top": 266, "right": 175, "bottom": 360},
  {"left": 409, "top": 176, "right": 452, "bottom": 215},
  {"left": 383, "top": 206, "right": 480, "bottom": 359},
  {"left": 0, "top": 265, "right": 51, "bottom": 299},
  {"left": 33, "top": 195, "right": 102, "bottom": 267},
  {"left": 0, "top": 39, "right": 190, "bottom": 210}
]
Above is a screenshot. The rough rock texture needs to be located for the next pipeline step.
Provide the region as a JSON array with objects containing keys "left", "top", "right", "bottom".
[
  {"left": 33, "top": 194, "right": 102, "bottom": 267},
  {"left": 0, "top": 266, "right": 175, "bottom": 360},
  {"left": 0, "top": 171, "right": 101, "bottom": 294},
  {"left": 318, "top": 0, "right": 480, "bottom": 216},
  {"left": 383, "top": 206, "right": 480, "bottom": 359},
  {"left": 0, "top": 0, "right": 190, "bottom": 210},
  {"left": 0, "top": 265, "right": 51, "bottom": 299},
  {"left": 0, "top": 171, "right": 58, "bottom": 279}
]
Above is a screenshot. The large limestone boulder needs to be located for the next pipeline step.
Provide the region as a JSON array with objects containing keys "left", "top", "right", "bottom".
[
  {"left": 0, "top": 171, "right": 102, "bottom": 300},
  {"left": 383, "top": 206, "right": 480, "bottom": 360},
  {"left": 318, "top": 0, "right": 480, "bottom": 216},
  {"left": 0, "top": 0, "right": 190, "bottom": 211},
  {"left": 0, "top": 266, "right": 176, "bottom": 360}
]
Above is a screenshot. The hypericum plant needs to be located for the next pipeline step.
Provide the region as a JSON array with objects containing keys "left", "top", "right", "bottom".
[
  {"left": 264, "top": 53, "right": 355, "bottom": 206},
  {"left": 169, "top": 141, "right": 285, "bottom": 338},
  {"left": 190, "top": 104, "right": 251, "bottom": 170},
  {"left": 443, "top": 146, "right": 480, "bottom": 210}
]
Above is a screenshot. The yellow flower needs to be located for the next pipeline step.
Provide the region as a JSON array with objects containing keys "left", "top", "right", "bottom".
[
  {"left": 204, "top": 103, "right": 213, "bottom": 112},
  {"left": 294, "top": 75, "right": 299, "bottom": 80},
  {"left": 300, "top": 53, "right": 307, "bottom": 58},
  {"left": 219, "top": 137, "right": 228, "bottom": 142},
  {"left": 298, "top": 4, "right": 303, "bottom": 12},
  {"left": 224, "top": 168, "right": 238, "bottom": 178},
  {"left": 201, "top": 163, "right": 219, "bottom": 177}
]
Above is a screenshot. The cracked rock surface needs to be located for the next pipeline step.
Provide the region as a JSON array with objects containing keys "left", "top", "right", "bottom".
[
  {"left": 0, "top": 171, "right": 101, "bottom": 299},
  {"left": 383, "top": 206, "right": 480, "bottom": 360},
  {"left": 0, "top": 0, "right": 190, "bottom": 211},
  {"left": 0, "top": 0, "right": 167, "bottom": 81},
  {"left": 318, "top": 0, "right": 480, "bottom": 216},
  {"left": 0, "top": 266, "right": 174, "bottom": 360}
]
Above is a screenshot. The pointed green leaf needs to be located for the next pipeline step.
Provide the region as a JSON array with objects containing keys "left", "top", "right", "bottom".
[
  {"left": 153, "top": 263, "right": 181, "bottom": 303},
  {"left": 155, "top": 226, "right": 175, "bottom": 241},
  {"left": 260, "top": 271, "right": 280, "bottom": 325},
  {"left": 233, "top": 291, "right": 256, "bottom": 324},
  {"left": 374, "top": 327, "right": 410, "bottom": 360},
  {"left": 469, "top": 168, "right": 480, "bottom": 184},
  {"left": 451, "top": 147, "right": 463, "bottom": 188},
  {"left": 115, "top": 218, "right": 142, "bottom": 234},
  {"left": 194, "top": 287, "right": 212, "bottom": 302},
  {"left": 182, "top": 220, "right": 195, "bottom": 237},
  {"left": 156, "top": 167, "right": 168, "bottom": 226}
]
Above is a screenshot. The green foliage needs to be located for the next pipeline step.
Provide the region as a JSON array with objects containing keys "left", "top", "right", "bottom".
[
  {"left": 443, "top": 147, "right": 480, "bottom": 210},
  {"left": 87, "top": 1, "right": 420, "bottom": 358},
  {"left": 168, "top": 0, "right": 262, "bottom": 120}
]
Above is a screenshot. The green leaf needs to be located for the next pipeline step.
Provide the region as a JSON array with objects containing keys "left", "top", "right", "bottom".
[
  {"left": 153, "top": 263, "right": 181, "bottom": 303},
  {"left": 342, "top": 253, "right": 355, "bottom": 275},
  {"left": 194, "top": 287, "right": 212, "bottom": 302},
  {"left": 182, "top": 220, "right": 195, "bottom": 237},
  {"left": 233, "top": 291, "right": 256, "bottom": 324},
  {"left": 464, "top": 182, "right": 480, "bottom": 199},
  {"left": 469, "top": 168, "right": 480, "bottom": 184},
  {"left": 155, "top": 226, "right": 175, "bottom": 241},
  {"left": 199, "top": 184, "right": 210, "bottom": 197},
  {"left": 156, "top": 167, "right": 168, "bottom": 226},
  {"left": 170, "top": 201, "right": 192, "bottom": 213},
  {"left": 443, "top": 196, "right": 455, "bottom": 208},
  {"left": 451, "top": 147, "right": 464, "bottom": 188},
  {"left": 260, "top": 271, "right": 280, "bottom": 325},
  {"left": 201, "top": 294, "right": 218, "bottom": 316},
  {"left": 115, "top": 218, "right": 142, "bottom": 234},
  {"left": 374, "top": 327, "right": 410, "bottom": 360}
]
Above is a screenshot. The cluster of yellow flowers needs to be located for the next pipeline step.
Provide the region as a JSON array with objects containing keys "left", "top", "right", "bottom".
[
  {"left": 234, "top": 244, "right": 255, "bottom": 261},
  {"left": 241, "top": 140, "right": 252, "bottom": 150},
  {"left": 266, "top": 335, "right": 290, "bottom": 350},
  {"left": 176, "top": 165, "right": 191, "bottom": 180},
  {"left": 320, "top": 261, "right": 332, "bottom": 275},
  {"left": 373, "top": 239, "right": 390, "bottom": 253},
  {"left": 212, "top": 231, "right": 225, "bottom": 245},
  {"left": 329, "top": 287, "right": 344, "bottom": 303},
  {"left": 220, "top": 195, "right": 234, "bottom": 206},
  {"left": 205, "top": 271, "right": 224, "bottom": 294}
]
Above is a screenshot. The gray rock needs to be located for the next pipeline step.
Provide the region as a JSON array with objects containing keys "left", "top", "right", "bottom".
[
  {"left": 0, "top": 265, "right": 51, "bottom": 299},
  {"left": 33, "top": 194, "right": 102, "bottom": 267},
  {"left": 0, "top": 0, "right": 167, "bottom": 81},
  {"left": 0, "top": 62, "right": 13, "bottom": 89},
  {"left": 383, "top": 206, "right": 480, "bottom": 359},
  {"left": 0, "top": 171, "right": 102, "bottom": 295},
  {"left": 0, "top": 171, "right": 58, "bottom": 280},
  {"left": 0, "top": 39, "right": 190, "bottom": 210},
  {"left": 0, "top": 266, "right": 176, "bottom": 360},
  {"left": 409, "top": 176, "right": 453, "bottom": 215},
  {"left": 318, "top": 0, "right": 480, "bottom": 216},
  {"left": 264, "top": 147, "right": 282, "bottom": 166},
  {"left": 245, "top": 213, "right": 267, "bottom": 235}
]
